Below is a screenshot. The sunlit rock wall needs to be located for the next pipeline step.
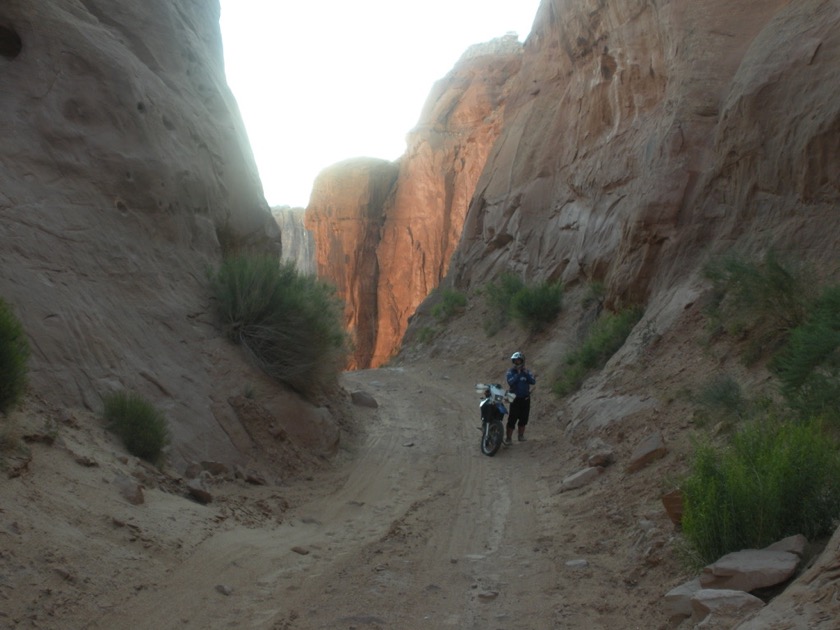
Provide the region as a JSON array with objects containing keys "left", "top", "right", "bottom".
[{"left": 306, "top": 39, "right": 523, "bottom": 367}]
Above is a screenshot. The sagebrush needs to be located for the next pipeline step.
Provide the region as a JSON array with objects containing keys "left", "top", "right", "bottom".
[
  {"left": 0, "top": 297, "right": 29, "bottom": 415},
  {"left": 103, "top": 391, "right": 170, "bottom": 464},
  {"left": 210, "top": 256, "right": 347, "bottom": 394}
]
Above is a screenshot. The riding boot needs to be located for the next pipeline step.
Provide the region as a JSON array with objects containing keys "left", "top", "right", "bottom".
[
  {"left": 518, "top": 428, "right": 526, "bottom": 442},
  {"left": 506, "top": 426, "right": 514, "bottom": 442}
]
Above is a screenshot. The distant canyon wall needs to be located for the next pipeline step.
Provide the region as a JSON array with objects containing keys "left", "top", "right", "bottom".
[
  {"left": 0, "top": 1, "right": 338, "bottom": 468},
  {"left": 305, "top": 36, "right": 523, "bottom": 368},
  {"left": 272, "top": 206, "right": 316, "bottom": 275}
]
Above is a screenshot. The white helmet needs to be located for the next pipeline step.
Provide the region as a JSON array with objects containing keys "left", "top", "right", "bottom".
[{"left": 511, "top": 351, "right": 524, "bottom": 363}]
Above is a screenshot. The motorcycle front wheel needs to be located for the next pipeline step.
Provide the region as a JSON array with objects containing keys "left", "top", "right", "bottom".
[{"left": 480, "top": 420, "right": 504, "bottom": 456}]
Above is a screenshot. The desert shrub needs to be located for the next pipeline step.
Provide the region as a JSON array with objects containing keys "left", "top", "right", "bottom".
[
  {"left": 210, "top": 256, "right": 347, "bottom": 394},
  {"left": 103, "top": 391, "right": 170, "bottom": 464},
  {"left": 703, "top": 251, "right": 814, "bottom": 362},
  {"left": 553, "top": 306, "right": 642, "bottom": 396},
  {"left": 772, "top": 285, "right": 840, "bottom": 424},
  {"left": 482, "top": 273, "right": 563, "bottom": 335},
  {"left": 0, "top": 297, "right": 29, "bottom": 415},
  {"left": 431, "top": 289, "right": 467, "bottom": 322},
  {"left": 511, "top": 281, "right": 563, "bottom": 333},
  {"left": 693, "top": 373, "right": 747, "bottom": 423},
  {"left": 582, "top": 281, "right": 606, "bottom": 308},
  {"left": 482, "top": 273, "right": 524, "bottom": 336},
  {"left": 681, "top": 418, "right": 840, "bottom": 566},
  {"left": 415, "top": 326, "right": 438, "bottom": 344}
]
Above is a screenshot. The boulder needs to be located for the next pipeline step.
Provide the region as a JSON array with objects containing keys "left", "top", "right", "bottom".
[
  {"left": 691, "top": 588, "right": 765, "bottom": 623},
  {"left": 663, "top": 577, "right": 702, "bottom": 620},
  {"left": 559, "top": 466, "right": 604, "bottom": 492},
  {"left": 626, "top": 432, "right": 667, "bottom": 473},
  {"left": 350, "top": 390, "right": 379, "bottom": 409},
  {"left": 186, "top": 478, "right": 213, "bottom": 505},
  {"left": 700, "top": 549, "right": 800, "bottom": 592},
  {"left": 765, "top": 534, "right": 808, "bottom": 558},
  {"left": 114, "top": 474, "right": 144, "bottom": 506}
]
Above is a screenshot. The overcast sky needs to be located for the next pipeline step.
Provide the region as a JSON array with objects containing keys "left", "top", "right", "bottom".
[{"left": 219, "top": 1, "right": 541, "bottom": 208}]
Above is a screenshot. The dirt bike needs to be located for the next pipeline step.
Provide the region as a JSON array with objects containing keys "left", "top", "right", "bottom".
[{"left": 475, "top": 383, "right": 515, "bottom": 456}]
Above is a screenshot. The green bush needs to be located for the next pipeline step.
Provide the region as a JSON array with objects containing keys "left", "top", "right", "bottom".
[
  {"left": 415, "top": 326, "right": 438, "bottom": 345},
  {"left": 553, "top": 307, "right": 642, "bottom": 396},
  {"left": 703, "top": 251, "right": 814, "bottom": 362},
  {"left": 772, "top": 285, "right": 840, "bottom": 423},
  {"left": 482, "top": 273, "right": 524, "bottom": 336},
  {"left": 431, "top": 289, "right": 467, "bottom": 322},
  {"left": 210, "top": 256, "right": 348, "bottom": 394},
  {"left": 511, "top": 281, "right": 563, "bottom": 333},
  {"left": 103, "top": 391, "right": 170, "bottom": 464},
  {"left": 694, "top": 373, "right": 747, "bottom": 422},
  {"left": 681, "top": 418, "right": 840, "bottom": 566},
  {"left": 481, "top": 273, "right": 563, "bottom": 335},
  {"left": 0, "top": 298, "right": 29, "bottom": 415}
]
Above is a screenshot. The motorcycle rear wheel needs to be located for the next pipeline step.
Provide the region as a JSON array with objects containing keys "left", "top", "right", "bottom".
[{"left": 480, "top": 420, "right": 504, "bottom": 456}]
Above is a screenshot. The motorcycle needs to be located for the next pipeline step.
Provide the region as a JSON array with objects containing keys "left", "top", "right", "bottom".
[{"left": 475, "top": 383, "right": 516, "bottom": 456}]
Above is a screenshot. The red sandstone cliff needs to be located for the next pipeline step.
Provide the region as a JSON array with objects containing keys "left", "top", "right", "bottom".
[
  {"left": 305, "top": 35, "right": 523, "bottom": 368},
  {"left": 304, "top": 158, "right": 399, "bottom": 369}
]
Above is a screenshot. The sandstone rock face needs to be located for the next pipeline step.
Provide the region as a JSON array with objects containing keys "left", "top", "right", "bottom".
[
  {"left": 272, "top": 206, "right": 316, "bottom": 275},
  {"left": 305, "top": 158, "right": 400, "bottom": 369},
  {"left": 0, "top": 1, "right": 327, "bottom": 468},
  {"left": 734, "top": 526, "right": 840, "bottom": 628},
  {"left": 306, "top": 39, "right": 523, "bottom": 367},
  {"left": 450, "top": 0, "right": 840, "bottom": 304}
]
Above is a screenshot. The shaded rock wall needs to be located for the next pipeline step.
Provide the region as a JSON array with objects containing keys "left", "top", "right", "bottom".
[
  {"left": 0, "top": 1, "right": 337, "bottom": 469},
  {"left": 306, "top": 40, "right": 523, "bottom": 367}
]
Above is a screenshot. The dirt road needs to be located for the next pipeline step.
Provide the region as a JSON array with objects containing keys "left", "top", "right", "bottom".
[
  {"left": 87, "top": 364, "right": 571, "bottom": 629},
  {"left": 4, "top": 361, "right": 679, "bottom": 629}
]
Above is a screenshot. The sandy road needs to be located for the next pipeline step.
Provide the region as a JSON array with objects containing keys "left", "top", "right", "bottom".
[{"left": 88, "top": 363, "right": 563, "bottom": 629}]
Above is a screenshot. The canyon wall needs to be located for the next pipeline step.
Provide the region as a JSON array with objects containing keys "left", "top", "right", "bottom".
[
  {"left": 305, "top": 36, "right": 523, "bottom": 367},
  {"left": 307, "top": 1, "right": 839, "bottom": 371},
  {"left": 0, "top": 1, "right": 337, "bottom": 469},
  {"left": 451, "top": 0, "right": 840, "bottom": 302},
  {"left": 305, "top": 158, "right": 399, "bottom": 369},
  {"left": 273, "top": 206, "right": 316, "bottom": 275}
]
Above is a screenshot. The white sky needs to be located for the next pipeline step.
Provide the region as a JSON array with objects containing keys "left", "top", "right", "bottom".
[{"left": 219, "top": 1, "right": 541, "bottom": 208}]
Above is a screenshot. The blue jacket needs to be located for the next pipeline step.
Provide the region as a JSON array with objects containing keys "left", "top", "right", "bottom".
[{"left": 506, "top": 366, "right": 536, "bottom": 399}]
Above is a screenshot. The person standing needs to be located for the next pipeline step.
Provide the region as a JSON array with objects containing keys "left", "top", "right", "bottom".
[{"left": 505, "top": 351, "right": 536, "bottom": 444}]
